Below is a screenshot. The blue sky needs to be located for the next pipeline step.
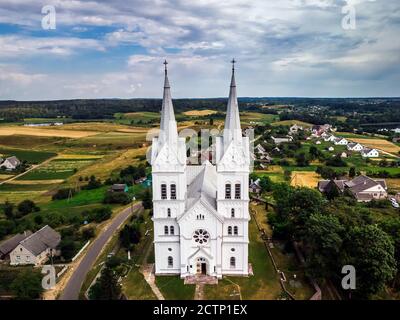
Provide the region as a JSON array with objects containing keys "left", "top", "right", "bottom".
[{"left": 0, "top": 0, "right": 399, "bottom": 100}]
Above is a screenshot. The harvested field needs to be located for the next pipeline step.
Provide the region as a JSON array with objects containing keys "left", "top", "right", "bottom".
[
  {"left": 183, "top": 110, "right": 218, "bottom": 116},
  {"left": 0, "top": 126, "right": 97, "bottom": 138},
  {"left": 290, "top": 171, "right": 320, "bottom": 188},
  {"left": 350, "top": 138, "right": 400, "bottom": 154},
  {"left": 272, "top": 120, "right": 313, "bottom": 128}
]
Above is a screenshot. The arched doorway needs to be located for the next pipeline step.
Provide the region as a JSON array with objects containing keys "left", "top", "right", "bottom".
[{"left": 196, "top": 257, "right": 207, "bottom": 275}]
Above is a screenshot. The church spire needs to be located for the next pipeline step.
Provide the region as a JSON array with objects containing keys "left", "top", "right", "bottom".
[
  {"left": 159, "top": 60, "right": 178, "bottom": 144},
  {"left": 223, "top": 59, "right": 242, "bottom": 143}
]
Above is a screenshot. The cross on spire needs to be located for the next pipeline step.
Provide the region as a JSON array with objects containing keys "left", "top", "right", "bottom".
[
  {"left": 231, "top": 58, "right": 236, "bottom": 72},
  {"left": 164, "top": 60, "right": 168, "bottom": 74}
]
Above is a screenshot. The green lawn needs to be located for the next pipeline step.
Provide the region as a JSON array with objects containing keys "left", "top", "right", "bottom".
[
  {"left": 43, "top": 186, "right": 108, "bottom": 210},
  {"left": 156, "top": 276, "right": 196, "bottom": 300},
  {"left": 0, "top": 183, "right": 58, "bottom": 192},
  {"left": 122, "top": 267, "right": 157, "bottom": 300}
]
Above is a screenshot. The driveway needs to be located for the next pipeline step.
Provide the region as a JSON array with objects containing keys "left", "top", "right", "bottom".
[{"left": 59, "top": 202, "right": 142, "bottom": 300}]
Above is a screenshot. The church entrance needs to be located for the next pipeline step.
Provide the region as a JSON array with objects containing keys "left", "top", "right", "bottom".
[{"left": 196, "top": 257, "right": 207, "bottom": 275}]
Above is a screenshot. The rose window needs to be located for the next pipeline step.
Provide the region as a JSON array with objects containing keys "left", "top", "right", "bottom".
[{"left": 193, "top": 229, "right": 210, "bottom": 244}]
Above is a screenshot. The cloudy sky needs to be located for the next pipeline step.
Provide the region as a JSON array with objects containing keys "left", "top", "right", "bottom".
[{"left": 0, "top": 0, "right": 399, "bottom": 100}]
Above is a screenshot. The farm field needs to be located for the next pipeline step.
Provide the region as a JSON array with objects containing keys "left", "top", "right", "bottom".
[
  {"left": 350, "top": 138, "right": 400, "bottom": 154},
  {"left": 17, "top": 158, "right": 97, "bottom": 180},
  {"left": 271, "top": 120, "right": 313, "bottom": 128},
  {"left": 290, "top": 171, "right": 321, "bottom": 188},
  {"left": 0, "top": 147, "right": 56, "bottom": 164},
  {"left": 0, "top": 126, "right": 97, "bottom": 138},
  {"left": 183, "top": 109, "right": 218, "bottom": 116}
]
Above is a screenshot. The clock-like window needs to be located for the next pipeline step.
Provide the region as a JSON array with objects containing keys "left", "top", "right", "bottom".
[{"left": 193, "top": 229, "right": 210, "bottom": 245}]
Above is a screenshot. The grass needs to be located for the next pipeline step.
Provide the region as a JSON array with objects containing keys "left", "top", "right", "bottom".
[
  {"left": 43, "top": 186, "right": 108, "bottom": 210},
  {"left": 122, "top": 267, "right": 157, "bottom": 300},
  {"left": 204, "top": 211, "right": 282, "bottom": 300},
  {"left": 271, "top": 120, "right": 313, "bottom": 128},
  {"left": 0, "top": 147, "right": 56, "bottom": 164},
  {"left": 0, "top": 183, "right": 58, "bottom": 192},
  {"left": 156, "top": 276, "right": 196, "bottom": 300},
  {"left": 0, "top": 135, "right": 66, "bottom": 148}
]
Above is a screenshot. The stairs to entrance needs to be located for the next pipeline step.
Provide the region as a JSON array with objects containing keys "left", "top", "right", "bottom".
[{"left": 184, "top": 275, "right": 218, "bottom": 285}]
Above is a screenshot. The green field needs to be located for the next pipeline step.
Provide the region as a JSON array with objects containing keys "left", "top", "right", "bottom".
[
  {"left": 17, "top": 158, "right": 96, "bottom": 180},
  {"left": 156, "top": 276, "right": 196, "bottom": 300},
  {"left": 0, "top": 148, "right": 56, "bottom": 164}
]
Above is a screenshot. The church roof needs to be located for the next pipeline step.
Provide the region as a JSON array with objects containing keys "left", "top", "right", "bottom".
[
  {"left": 223, "top": 60, "right": 242, "bottom": 144},
  {"left": 186, "top": 161, "right": 217, "bottom": 211},
  {"left": 159, "top": 60, "right": 178, "bottom": 144}
]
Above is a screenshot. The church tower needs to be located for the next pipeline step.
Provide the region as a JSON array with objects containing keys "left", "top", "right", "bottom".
[
  {"left": 151, "top": 61, "right": 187, "bottom": 275},
  {"left": 215, "top": 60, "right": 250, "bottom": 275}
]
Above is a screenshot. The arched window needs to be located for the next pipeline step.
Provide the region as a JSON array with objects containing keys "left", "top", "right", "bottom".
[
  {"left": 167, "top": 208, "right": 171, "bottom": 217},
  {"left": 231, "top": 208, "right": 235, "bottom": 218},
  {"left": 168, "top": 256, "right": 173, "bottom": 268},
  {"left": 170, "top": 226, "right": 175, "bottom": 235},
  {"left": 170, "top": 184, "right": 176, "bottom": 199},
  {"left": 228, "top": 226, "right": 232, "bottom": 235},
  {"left": 235, "top": 183, "right": 241, "bottom": 199},
  {"left": 230, "top": 257, "right": 236, "bottom": 268},
  {"left": 225, "top": 183, "right": 231, "bottom": 199},
  {"left": 234, "top": 226, "right": 238, "bottom": 235},
  {"left": 161, "top": 184, "right": 167, "bottom": 199},
  {"left": 164, "top": 225, "right": 169, "bottom": 235}
]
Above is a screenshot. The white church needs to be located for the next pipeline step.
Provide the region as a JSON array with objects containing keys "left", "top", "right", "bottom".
[{"left": 151, "top": 61, "right": 250, "bottom": 279}]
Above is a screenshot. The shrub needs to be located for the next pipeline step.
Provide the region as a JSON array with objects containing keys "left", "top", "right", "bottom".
[
  {"left": 52, "top": 188, "right": 75, "bottom": 200},
  {"left": 89, "top": 207, "right": 112, "bottom": 223},
  {"left": 103, "top": 191, "right": 131, "bottom": 205},
  {"left": 16, "top": 200, "right": 39, "bottom": 217}
]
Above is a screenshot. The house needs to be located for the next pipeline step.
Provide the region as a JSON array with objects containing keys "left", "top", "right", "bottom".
[
  {"left": 361, "top": 148, "right": 379, "bottom": 158},
  {"left": 328, "top": 146, "right": 335, "bottom": 151},
  {"left": 0, "top": 231, "right": 32, "bottom": 260},
  {"left": 312, "top": 124, "right": 332, "bottom": 136},
  {"left": 340, "top": 151, "right": 348, "bottom": 158},
  {"left": 315, "top": 140, "right": 322, "bottom": 145},
  {"left": 318, "top": 175, "right": 387, "bottom": 202},
  {"left": 271, "top": 135, "right": 293, "bottom": 145},
  {"left": 0, "top": 156, "right": 21, "bottom": 170},
  {"left": 334, "top": 137, "right": 348, "bottom": 145},
  {"left": 255, "top": 144, "right": 266, "bottom": 154},
  {"left": 324, "top": 135, "right": 336, "bottom": 142},
  {"left": 289, "top": 124, "right": 303, "bottom": 135},
  {"left": 110, "top": 184, "right": 129, "bottom": 192},
  {"left": 9, "top": 225, "right": 61, "bottom": 266},
  {"left": 347, "top": 142, "right": 364, "bottom": 151},
  {"left": 249, "top": 179, "right": 262, "bottom": 194}
]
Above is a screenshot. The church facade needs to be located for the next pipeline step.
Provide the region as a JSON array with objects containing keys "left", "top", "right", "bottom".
[{"left": 151, "top": 61, "right": 250, "bottom": 279}]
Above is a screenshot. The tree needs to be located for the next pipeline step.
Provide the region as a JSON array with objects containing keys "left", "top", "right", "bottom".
[
  {"left": 142, "top": 188, "right": 152, "bottom": 209},
  {"left": 119, "top": 224, "right": 141, "bottom": 250},
  {"left": 349, "top": 167, "right": 356, "bottom": 178},
  {"left": 309, "top": 146, "right": 321, "bottom": 160},
  {"left": 343, "top": 225, "right": 397, "bottom": 298},
  {"left": 10, "top": 270, "right": 43, "bottom": 300},
  {"left": 103, "top": 191, "right": 130, "bottom": 205},
  {"left": 17, "top": 200, "right": 39, "bottom": 217},
  {"left": 3, "top": 201, "right": 14, "bottom": 219},
  {"left": 89, "top": 266, "right": 121, "bottom": 300},
  {"left": 259, "top": 176, "right": 273, "bottom": 192},
  {"left": 59, "top": 238, "right": 76, "bottom": 261},
  {"left": 83, "top": 175, "right": 102, "bottom": 190},
  {"left": 303, "top": 214, "right": 344, "bottom": 278}
]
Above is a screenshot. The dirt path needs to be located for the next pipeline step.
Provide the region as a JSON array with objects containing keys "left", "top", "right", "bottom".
[{"left": 194, "top": 284, "right": 205, "bottom": 300}]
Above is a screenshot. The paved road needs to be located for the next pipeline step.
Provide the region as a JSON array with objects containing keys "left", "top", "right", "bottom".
[{"left": 59, "top": 203, "right": 142, "bottom": 300}]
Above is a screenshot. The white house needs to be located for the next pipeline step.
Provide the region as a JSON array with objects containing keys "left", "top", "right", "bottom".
[
  {"left": 315, "top": 140, "right": 322, "bottom": 145},
  {"left": 361, "top": 148, "right": 380, "bottom": 158},
  {"left": 10, "top": 225, "right": 60, "bottom": 266},
  {"left": 334, "top": 137, "right": 348, "bottom": 145},
  {"left": 324, "top": 135, "right": 336, "bottom": 142},
  {"left": 0, "top": 156, "right": 21, "bottom": 170},
  {"left": 271, "top": 136, "right": 293, "bottom": 145},
  {"left": 151, "top": 62, "right": 250, "bottom": 279},
  {"left": 328, "top": 146, "right": 335, "bottom": 151},
  {"left": 347, "top": 142, "right": 364, "bottom": 151},
  {"left": 289, "top": 124, "right": 303, "bottom": 135}
]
